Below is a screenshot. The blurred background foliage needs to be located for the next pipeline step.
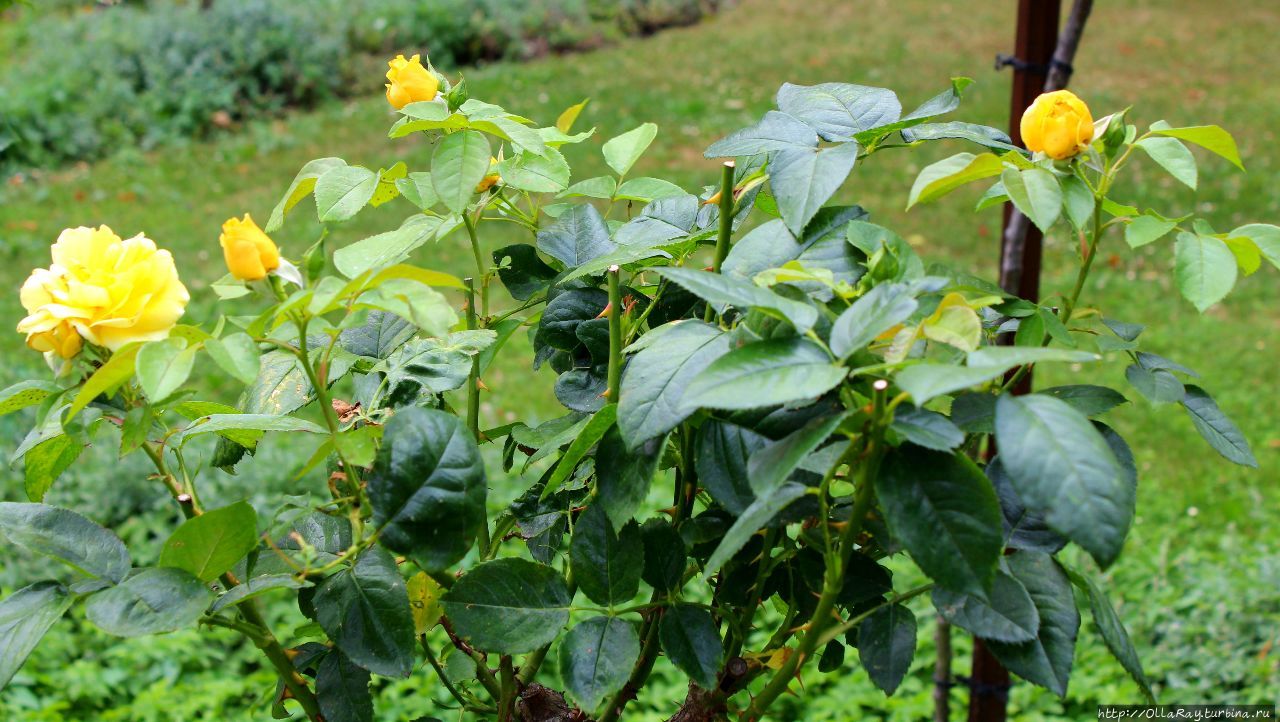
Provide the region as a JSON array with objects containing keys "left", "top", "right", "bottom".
[{"left": 0, "top": 0, "right": 1277, "bottom": 719}]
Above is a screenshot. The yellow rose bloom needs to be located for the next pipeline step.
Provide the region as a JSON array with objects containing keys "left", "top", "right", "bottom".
[
  {"left": 474, "top": 157, "right": 501, "bottom": 194},
  {"left": 1020, "top": 90, "right": 1094, "bottom": 160},
  {"left": 385, "top": 54, "right": 439, "bottom": 110},
  {"left": 219, "top": 213, "right": 280, "bottom": 281},
  {"left": 17, "top": 225, "right": 189, "bottom": 354}
]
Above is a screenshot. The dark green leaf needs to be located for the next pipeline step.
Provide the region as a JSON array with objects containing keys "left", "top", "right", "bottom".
[
  {"left": 770, "top": 142, "right": 861, "bottom": 236},
  {"left": 618, "top": 321, "right": 730, "bottom": 449},
  {"left": 932, "top": 566, "right": 1039, "bottom": 643},
  {"left": 1180, "top": 385, "right": 1257, "bottom": 467},
  {"left": 683, "top": 338, "right": 845, "bottom": 412},
  {"left": 570, "top": 504, "right": 643, "bottom": 606},
  {"left": 776, "top": 83, "right": 900, "bottom": 140},
  {"left": 890, "top": 405, "right": 963, "bottom": 451},
  {"left": 895, "top": 364, "right": 1006, "bottom": 406},
  {"left": 314, "top": 547, "right": 415, "bottom": 677},
  {"left": 1125, "top": 364, "right": 1185, "bottom": 404},
  {"left": 1040, "top": 385, "right": 1128, "bottom": 417},
  {"left": 558, "top": 616, "right": 640, "bottom": 712},
  {"left": 493, "top": 244, "right": 558, "bottom": 301},
  {"left": 159, "top": 500, "right": 259, "bottom": 582},
  {"left": 901, "top": 122, "right": 1019, "bottom": 152},
  {"left": 875, "top": 448, "right": 1002, "bottom": 597},
  {"left": 537, "top": 204, "right": 616, "bottom": 268},
  {"left": 317, "top": 650, "right": 373, "bottom": 722},
  {"left": 440, "top": 558, "right": 571, "bottom": 654},
  {"left": 85, "top": 568, "right": 211, "bottom": 637},
  {"left": 655, "top": 267, "right": 818, "bottom": 333},
  {"left": 660, "top": 604, "right": 723, "bottom": 689},
  {"left": 368, "top": 407, "right": 487, "bottom": 572},
  {"left": 856, "top": 603, "right": 917, "bottom": 695},
  {"left": 704, "top": 482, "right": 808, "bottom": 576},
  {"left": 595, "top": 426, "right": 663, "bottom": 531},
  {"left": 987, "top": 552, "right": 1079, "bottom": 697},
  {"left": 211, "top": 575, "right": 310, "bottom": 613},
  {"left": 696, "top": 421, "right": 769, "bottom": 515},
  {"left": 640, "top": 518, "right": 686, "bottom": 593},
  {"left": 1066, "top": 568, "right": 1155, "bottom": 703},
  {"left": 0, "top": 503, "right": 130, "bottom": 583},
  {"left": 987, "top": 458, "right": 1065, "bottom": 554},
  {"left": 0, "top": 582, "right": 72, "bottom": 690},
  {"left": 994, "top": 394, "right": 1133, "bottom": 568},
  {"left": 747, "top": 413, "right": 844, "bottom": 495}
]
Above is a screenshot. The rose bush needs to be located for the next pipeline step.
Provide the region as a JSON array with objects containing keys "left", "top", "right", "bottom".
[{"left": 0, "top": 54, "right": 1273, "bottom": 722}]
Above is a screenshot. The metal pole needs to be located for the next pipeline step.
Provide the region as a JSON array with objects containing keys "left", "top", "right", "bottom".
[{"left": 970, "top": 3, "right": 1061, "bottom": 721}]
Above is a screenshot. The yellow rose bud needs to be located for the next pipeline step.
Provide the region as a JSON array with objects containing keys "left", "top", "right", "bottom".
[
  {"left": 219, "top": 213, "right": 280, "bottom": 281},
  {"left": 1020, "top": 90, "right": 1094, "bottom": 160},
  {"left": 385, "top": 53, "right": 440, "bottom": 110},
  {"left": 474, "top": 157, "right": 501, "bottom": 193},
  {"left": 16, "top": 225, "right": 189, "bottom": 354}
]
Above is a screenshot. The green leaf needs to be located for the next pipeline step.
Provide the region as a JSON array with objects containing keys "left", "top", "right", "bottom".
[
  {"left": 1150, "top": 124, "right": 1243, "bottom": 170},
  {"left": 431, "top": 130, "right": 491, "bottom": 214},
  {"left": 541, "top": 406, "right": 618, "bottom": 500},
  {"left": 705, "top": 110, "right": 818, "bottom": 157},
  {"left": 561, "top": 175, "right": 617, "bottom": 199},
  {"left": 1136, "top": 137, "right": 1197, "bottom": 189},
  {"left": 1060, "top": 175, "right": 1096, "bottom": 231},
  {"left": 136, "top": 338, "right": 196, "bottom": 403},
  {"left": 1125, "top": 364, "right": 1184, "bottom": 404},
  {"left": 85, "top": 567, "right": 211, "bottom": 637},
  {"left": 618, "top": 321, "right": 730, "bottom": 449},
  {"left": 704, "top": 482, "right": 808, "bottom": 576},
  {"left": 770, "top": 142, "right": 861, "bottom": 236},
  {"left": 23, "top": 435, "right": 82, "bottom": 502},
  {"left": 932, "top": 566, "right": 1039, "bottom": 643},
  {"left": 314, "top": 547, "right": 415, "bottom": 678},
  {"left": 316, "top": 650, "right": 373, "bottom": 722},
  {"left": 987, "top": 552, "right": 1079, "bottom": 697},
  {"left": 267, "top": 157, "right": 347, "bottom": 231},
  {"left": 496, "top": 147, "right": 570, "bottom": 193},
  {"left": 205, "top": 333, "right": 260, "bottom": 386},
  {"left": 890, "top": 405, "right": 963, "bottom": 451},
  {"left": 1180, "top": 385, "right": 1257, "bottom": 467},
  {"left": 1231, "top": 223, "right": 1280, "bottom": 272},
  {"left": 640, "top": 518, "right": 687, "bottom": 593},
  {"left": 994, "top": 395, "right": 1132, "bottom": 568},
  {"left": 902, "top": 122, "right": 1019, "bottom": 152},
  {"left": 696, "top": 421, "right": 769, "bottom": 516},
  {"left": 1040, "top": 385, "right": 1128, "bottom": 417},
  {"left": 210, "top": 574, "right": 310, "bottom": 613},
  {"left": 723, "top": 210, "right": 867, "bottom": 289},
  {"left": 614, "top": 177, "right": 686, "bottom": 203},
  {"left": 657, "top": 267, "right": 818, "bottom": 333},
  {"left": 0, "top": 380, "right": 61, "bottom": 417},
  {"left": 895, "top": 364, "right": 1005, "bottom": 406},
  {"left": 988, "top": 457, "right": 1065, "bottom": 554},
  {"left": 596, "top": 426, "right": 664, "bottom": 532},
  {"left": 494, "top": 244, "right": 558, "bottom": 301},
  {"left": 0, "top": 502, "right": 130, "bottom": 582},
  {"left": 683, "top": 338, "right": 845, "bottom": 412},
  {"left": 1224, "top": 235, "right": 1261, "bottom": 276},
  {"left": 856, "top": 603, "right": 917, "bottom": 695},
  {"left": 602, "top": 123, "right": 658, "bottom": 176},
  {"left": 1174, "top": 232, "right": 1237, "bottom": 312},
  {"left": 368, "top": 407, "right": 487, "bottom": 572},
  {"left": 395, "top": 172, "right": 440, "bottom": 211},
  {"left": 172, "top": 414, "right": 326, "bottom": 446},
  {"left": 829, "top": 283, "right": 919, "bottom": 359},
  {"left": 660, "top": 604, "right": 723, "bottom": 689},
  {"left": 876, "top": 448, "right": 1002, "bottom": 597},
  {"left": 1124, "top": 214, "right": 1178, "bottom": 249},
  {"left": 537, "top": 204, "right": 617, "bottom": 268},
  {"left": 333, "top": 214, "right": 454, "bottom": 279},
  {"left": 315, "top": 165, "right": 379, "bottom": 223},
  {"left": 242, "top": 349, "right": 313, "bottom": 416},
  {"left": 68, "top": 343, "right": 142, "bottom": 419},
  {"left": 907, "top": 152, "right": 1003, "bottom": 209},
  {"left": 1001, "top": 167, "right": 1061, "bottom": 232},
  {"left": 966, "top": 346, "right": 1100, "bottom": 370},
  {"left": 1066, "top": 567, "right": 1155, "bottom": 703},
  {"left": 159, "top": 501, "right": 258, "bottom": 582},
  {"left": 747, "top": 413, "right": 845, "bottom": 495},
  {"left": 570, "top": 503, "right": 643, "bottom": 606},
  {"left": 775, "top": 83, "right": 900, "bottom": 140},
  {"left": 0, "top": 582, "right": 72, "bottom": 691},
  {"left": 440, "top": 558, "right": 571, "bottom": 654},
  {"left": 559, "top": 616, "right": 640, "bottom": 712}
]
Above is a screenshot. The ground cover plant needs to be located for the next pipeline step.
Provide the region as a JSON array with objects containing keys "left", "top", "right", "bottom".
[{"left": 0, "top": 23, "right": 1275, "bottom": 719}]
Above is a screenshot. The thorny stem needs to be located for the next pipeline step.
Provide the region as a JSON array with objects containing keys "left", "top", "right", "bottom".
[{"left": 606, "top": 265, "right": 624, "bottom": 402}]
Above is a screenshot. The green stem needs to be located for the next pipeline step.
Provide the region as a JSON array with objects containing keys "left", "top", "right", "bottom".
[
  {"left": 498, "top": 655, "right": 517, "bottom": 722},
  {"left": 598, "top": 608, "right": 663, "bottom": 722},
  {"left": 740, "top": 385, "right": 890, "bottom": 721},
  {"left": 463, "top": 215, "right": 490, "bottom": 321},
  {"left": 711, "top": 160, "right": 737, "bottom": 272},
  {"left": 606, "top": 265, "right": 623, "bottom": 403}
]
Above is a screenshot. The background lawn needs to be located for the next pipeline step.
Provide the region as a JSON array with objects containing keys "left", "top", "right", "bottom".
[{"left": 0, "top": 0, "right": 1276, "bottom": 719}]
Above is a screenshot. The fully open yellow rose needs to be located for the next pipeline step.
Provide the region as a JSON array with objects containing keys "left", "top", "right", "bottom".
[
  {"left": 385, "top": 54, "right": 439, "bottom": 110},
  {"left": 1020, "top": 89, "right": 1094, "bottom": 160},
  {"left": 220, "top": 213, "right": 280, "bottom": 281},
  {"left": 17, "top": 225, "right": 189, "bottom": 355}
]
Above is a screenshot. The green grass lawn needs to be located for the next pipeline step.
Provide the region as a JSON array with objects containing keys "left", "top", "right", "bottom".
[{"left": 0, "top": 0, "right": 1277, "bottom": 718}]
